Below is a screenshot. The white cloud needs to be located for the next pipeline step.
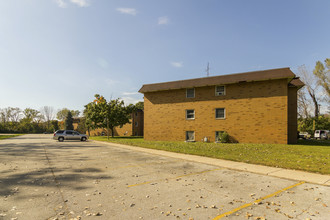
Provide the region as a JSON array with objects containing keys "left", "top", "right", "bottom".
[
  {"left": 55, "top": 0, "right": 67, "bottom": 8},
  {"left": 158, "top": 16, "right": 169, "bottom": 25},
  {"left": 121, "top": 91, "right": 142, "bottom": 104},
  {"left": 121, "top": 96, "right": 142, "bottom": 104},
  {"left": 70, "top": 0, "right": 90, "bottom": 7},
  {"left": 170, "top": 61, "right": 183, "bottom": 68},
  {"left": 116, "top": 8, "right": 137, "bottom": 16},
  {"left": 54, "top": 0, "right": 90, "bottom": 8},
  {"left": 122, "top": 92, "right": 139, "bottom": 96}
]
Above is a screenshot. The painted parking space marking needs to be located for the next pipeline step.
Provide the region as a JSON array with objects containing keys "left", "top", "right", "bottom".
[
  {"left": 212, "top": 181, "right": 305, "bottom": 220},
  {"left": 127, "top": 168, "right": 222, "bottom": 188}
]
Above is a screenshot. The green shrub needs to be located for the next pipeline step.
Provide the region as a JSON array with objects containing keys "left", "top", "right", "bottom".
[{"left": 219, "top": 131, "right": 229, "bottom": 143}]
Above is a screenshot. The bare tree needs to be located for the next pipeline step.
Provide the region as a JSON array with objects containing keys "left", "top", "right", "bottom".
[
  {"left": 297, "top": 88, "right": 311, "bottom": 118},
  {"left": 41, "top": 106, "right": 55, "bottom": 129},
  {"left": 0, "top": 109, "right": 7, "bottom": 124},
  {"left": 9, "top": 107, "right": 22, "bottom": 123},
  {"left": 0, "top": 107, "right": 22, "bottom": 123},
  {"left": 2, "top": 108, "right": 12, "bottom": 123},
  {"left": 0, "top": 109, "right": 6, "bottom": 124},
  {"left": 297, "top": 65, "right": 320, "bottom": 118}
]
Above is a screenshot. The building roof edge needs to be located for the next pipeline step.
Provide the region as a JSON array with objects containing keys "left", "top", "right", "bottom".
[{"left": 139, "top": 67, "right": 295, "bottom": 93}]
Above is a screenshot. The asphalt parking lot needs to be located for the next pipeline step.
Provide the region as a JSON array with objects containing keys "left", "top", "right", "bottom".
[{"left": 0, "top": 134, "right": 329, "bottom": 220}]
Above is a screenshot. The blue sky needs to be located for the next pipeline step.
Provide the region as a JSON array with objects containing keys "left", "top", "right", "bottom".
[{"left": 0, "top": 0, "right": 329, "bottom": 113}]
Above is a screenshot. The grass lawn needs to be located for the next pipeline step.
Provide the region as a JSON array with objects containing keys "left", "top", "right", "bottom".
[
  {"left": 91, "top": 136, "right": 330, "bottom": 175},
  {"left": 0, "top": 134, "right": 23, "bottom": 140}
]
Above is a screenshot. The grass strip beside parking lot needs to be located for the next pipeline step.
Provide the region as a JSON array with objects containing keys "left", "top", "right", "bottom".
[
  {"left": 0, "top": 134, "right": 23, "bottom": 140},
  {"left": 91, "top": 137, "right": 330, "bottom": 175}
]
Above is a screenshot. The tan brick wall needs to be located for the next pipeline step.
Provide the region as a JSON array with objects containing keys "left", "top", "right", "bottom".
[
  {"left": 89, "top": 122, "right": 132, "bottom": 136},
  {"left": 89, "top": 128, "right": 106, "bottom": 136},
  {"left": 73, "top": 122, "right": 79, "bottom": 130},
  {"left": 115, "top": 122, "right": 133, "bottom": 136},
  {"left": 144, "top": 79, "right": 289, "bottom": 144}
]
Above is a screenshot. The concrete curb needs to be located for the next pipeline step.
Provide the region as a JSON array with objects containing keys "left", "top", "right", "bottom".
[{"left": 92, "top": 140, "right": 330, "bottom": 186}]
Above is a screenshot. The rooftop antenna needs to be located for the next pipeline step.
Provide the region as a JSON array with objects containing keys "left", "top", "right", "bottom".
[{"left": 206, "top": 62, "right": 210, "bottom": 77}]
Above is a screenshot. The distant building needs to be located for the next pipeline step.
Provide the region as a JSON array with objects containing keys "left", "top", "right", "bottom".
[
  {"left": 139, "top": 68, "right": 304, "bottom": 144},
  {"left": 72, "top": 117, "right": 80, "bottom": 130},
  {"left": 89, "top": 109, "right": 144, "bottom": 136}
]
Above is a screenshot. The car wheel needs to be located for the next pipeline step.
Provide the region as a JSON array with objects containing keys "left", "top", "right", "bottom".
[
  {"left": 58, "top": 137, "right": 64, "bottom": 142},
  {"left": 81, "top": 137, "right": 86, "bottom": 141}
]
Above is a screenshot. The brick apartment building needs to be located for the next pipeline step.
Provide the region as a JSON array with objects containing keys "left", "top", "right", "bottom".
[{"left": 139, "top": 68, "right": 304, "bottom": 144}]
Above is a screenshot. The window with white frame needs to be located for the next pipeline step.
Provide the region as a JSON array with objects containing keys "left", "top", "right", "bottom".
[
  {"left": 186, "top": 88, "right": 195, "bottom": 98},
  {"left": 215, "top": 85, "right": 225, "bottom": 96},
  {"left": 186, "top": 109, "right": 195, "bottom": 119},
  {"left": 215, "top": 108, "right": 225, "bottom": 119},
  {"left": 186, "top": 131, "right": 195, "bottom": 141}
]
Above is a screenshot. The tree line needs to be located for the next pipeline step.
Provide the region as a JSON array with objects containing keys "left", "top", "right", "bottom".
[
  {"left": 297, "top": 58, "right": 330, "bottom": 135},
  {"left": 0, "top": 96, "right": 143, "bottom": 135},
  {"left": 0, "top": 106, "right": 80, "bottom": 133}
]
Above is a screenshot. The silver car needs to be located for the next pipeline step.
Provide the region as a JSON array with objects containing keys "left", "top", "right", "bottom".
[{"left": 53, "top": 130, "right": 88, "bottom": 142}]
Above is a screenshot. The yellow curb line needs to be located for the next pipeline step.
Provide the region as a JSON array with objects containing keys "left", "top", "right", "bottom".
[
  {"left": 212, "top": 181, "right": 305, "bottom": 220},
  {"left": 128, "top": 168, "right": 222, "bottom": 188}
]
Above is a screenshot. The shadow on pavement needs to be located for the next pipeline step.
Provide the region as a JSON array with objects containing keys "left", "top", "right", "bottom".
[
  {"left": 0, "top": 167, "right": 112, "bottom": 197},
  {"left": 0, "top": 136, "right": 112, "bottom": 198}
]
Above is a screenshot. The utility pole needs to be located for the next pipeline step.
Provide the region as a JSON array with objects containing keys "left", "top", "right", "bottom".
[{"left": 206, "top": 62, "right": 210, "bottom": 77}]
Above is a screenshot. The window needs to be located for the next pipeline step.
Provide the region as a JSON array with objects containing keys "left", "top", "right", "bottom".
[
  {"left": 186, "top": 109, "right": 195, "bottom": 119},
  {"left": 186, "top": 88, "right": 195, "bottom": 98},
  {"left": 135, "top": 112, "right": 138, "bottom": 117},
  {"left": 215, "top": 108, "right": 225, "bottom": 119},
  {"left": 135, "top": 121, "right": 138, "bottom": 127},
  {"left": 215, "top": 85, "right": 225, "bottom": 96},
  {"left": 215, "top": 131, "right": 224, "bottom": 142},
  {"left": 186, "top": 131, "right": 195, "bottom": 141}
]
